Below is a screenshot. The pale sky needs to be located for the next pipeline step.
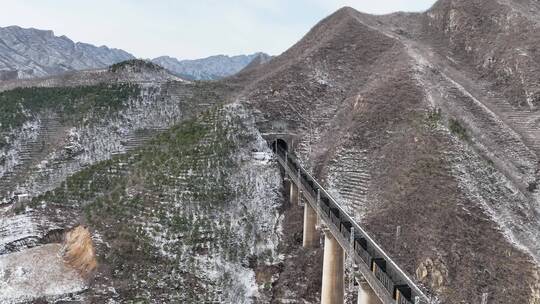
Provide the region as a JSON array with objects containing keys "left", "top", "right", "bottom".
[{"left": 0, "top": 0, "right": 437, "bottom": 60}]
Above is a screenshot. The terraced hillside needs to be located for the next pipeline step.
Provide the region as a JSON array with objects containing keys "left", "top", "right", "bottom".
[
  {"left": 0, "top": 79, "right": 233, "bottom": 200},
  {"left": 0, "top": 72, "right": 237, "bottom": 282},
  {"left": 1, "top": 103, "right": 283, "bottom": 303},
  {"left": 0, "top": 84, "right": 141, "bottom": 198}
]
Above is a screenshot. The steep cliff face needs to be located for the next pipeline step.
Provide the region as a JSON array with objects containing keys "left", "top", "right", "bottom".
[
  {"left": 0, "top": 26, "right": 134, "bottom": 80},
  {"left": 231, "top": 3, "right": 540, "bottom": 303}
]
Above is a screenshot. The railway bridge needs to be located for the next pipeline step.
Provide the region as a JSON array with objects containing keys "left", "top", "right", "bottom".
[{"left": 270, "top": 138, "right": 433, "bottom": 304}]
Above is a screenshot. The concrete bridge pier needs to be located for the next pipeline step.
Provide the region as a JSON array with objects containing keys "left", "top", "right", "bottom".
[
  {"left": 289, "top": 182, "right": 298, "bottom": 205},
  {"left": 356, "top": 277, "right": 382, "bottom": 304},
  {"left": 321, "top": 230, "right": 344, "bottom": 304},
  {"left": 302, "top": 202, "right": 319, "bottom": 248}
]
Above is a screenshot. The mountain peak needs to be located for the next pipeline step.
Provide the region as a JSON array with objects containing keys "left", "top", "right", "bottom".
[
  {"left": 335, "top": 6, "right": 360, "bottom": 15},
  {"left": 323, "top": 6, "right": 361, "bottom": 23}
]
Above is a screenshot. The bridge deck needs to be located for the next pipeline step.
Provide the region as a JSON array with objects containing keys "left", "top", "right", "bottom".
[{"left": 274, "top": 147, "right": 433, "bottom": 304}]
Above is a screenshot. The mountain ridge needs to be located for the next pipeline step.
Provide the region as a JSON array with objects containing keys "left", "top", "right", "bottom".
[
  {"left": 0, "top": 25, "right": 135, "bottom": 80},
  {"left": 151, "top": 52, "right": 271, "bottom": 80},
  {"left": 0, "top": 25, "right": 268, "bottom": 81}
]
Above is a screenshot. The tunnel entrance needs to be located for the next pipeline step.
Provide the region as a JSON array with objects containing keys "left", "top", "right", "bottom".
[{"left": 273, "top": 139, "right": 288, "bottom": 152}]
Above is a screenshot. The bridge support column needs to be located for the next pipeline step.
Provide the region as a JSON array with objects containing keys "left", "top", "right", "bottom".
[
  {"left": 321, "top": 230, "right": 344, "bottom": 304},
  {"left": 303, "top": 202, "right": 318, "bottom": 248},
  {"left": 289, "top": 182, "right": 298, "bottom": 205},
  {"left": 356, "top": 277, "right": 381, "bottom": 304}
]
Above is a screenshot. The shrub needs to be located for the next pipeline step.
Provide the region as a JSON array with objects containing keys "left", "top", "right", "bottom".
[
  {"left": 449, "top": 118, "right": 469, "bottom": 140},
  {"left": 528, "top": 182, "right": 538, "bottom": 192},
  {"left": 426, "top": 108, "right": 442, "bottom": 128}
]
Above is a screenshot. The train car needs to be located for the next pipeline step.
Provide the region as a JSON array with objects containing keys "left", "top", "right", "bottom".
[
  {"left": 371, "top": 258, "right": 395, "bottom": 296},
  {"left": 304, "top": 179, "right": 317, "bottom": 197},
  {"left": 300, "top": 172, "right": 312, "bottom": 193},
  {"left": 394, "top": 285, "right": 413, "bottom": 304},
  {"left": 307, "top": 179, "right": 316, "bottom": 191},
  {"left": 300, "top": 172, "right": 308, "bottom": 184},
  {"left": 354, "top": 236, "right": 370, "bottom": 265},
  {"left": 329, "top": 207, "right": 341, "bottom": 227},
  {"left": 340, "top": 221, "right": 352, "bottom": 240},
  {"left": 319, "top": 197, "right": 330, "bottom": 215},
  {"left": 354, "top": 236, "right": 367, "bottom": 251},
  {"left": 290, "top": 160, "right": 298, "bottom": 171}
]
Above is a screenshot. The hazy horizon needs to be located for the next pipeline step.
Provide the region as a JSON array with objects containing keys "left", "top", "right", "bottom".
[{"left": 0, "top": 0, "right": 437, "bottom": 60}]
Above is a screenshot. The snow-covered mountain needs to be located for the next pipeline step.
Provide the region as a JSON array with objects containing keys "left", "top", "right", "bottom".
[
  {"left": 0, "top": 26, "right": 135, "bottom": 80},
  {"left": 152, "top": 53, "right": 271, "bottom": 80}
]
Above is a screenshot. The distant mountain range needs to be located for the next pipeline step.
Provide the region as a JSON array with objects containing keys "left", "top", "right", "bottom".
[
  {"left": 152, "top": 53, "right": 272, "bottom": 80},
  {"left": 0, "top": 26, "right": 134, "bottom": 80},
  {"left": 0, "top": 25, "right": 269, "bottom": 81}
]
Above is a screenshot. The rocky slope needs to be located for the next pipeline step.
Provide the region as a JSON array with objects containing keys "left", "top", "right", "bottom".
[
  {"left": 1, "top": 1, "right": 540, "bottom": 303},
  {"left": 0, "top": 26, "right": 134, "bottom": 80},
  {"left": 229, "top": 1, "right": 540, "bottom": 303},
  {"left": 152, "top": 53, "right": 271, "bottom": 80}
]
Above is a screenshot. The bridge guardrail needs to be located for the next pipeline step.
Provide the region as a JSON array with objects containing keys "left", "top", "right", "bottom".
[{"left": 274, "top": 146, "right": 432, "bottom": 304}]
